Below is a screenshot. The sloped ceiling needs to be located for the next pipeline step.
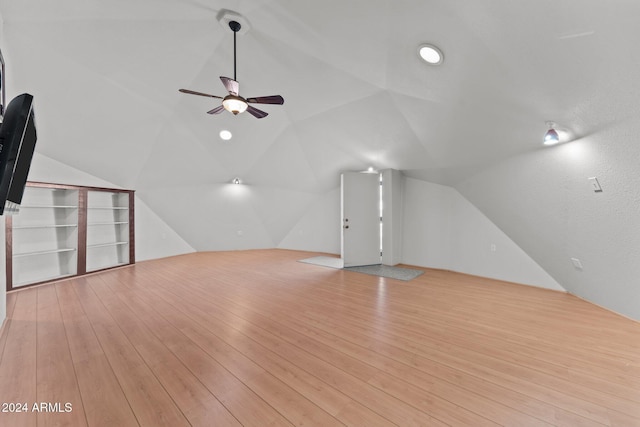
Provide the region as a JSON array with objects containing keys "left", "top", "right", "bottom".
[
  {"left": 5, "top": 0, "right": 629, "bottom": 192},
  {"left": 2, "top": 1, "right": 640, "bottom": 317}
]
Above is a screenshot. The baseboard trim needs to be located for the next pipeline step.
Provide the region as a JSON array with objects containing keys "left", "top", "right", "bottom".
[{"left": 569, "top": 292, "right": 640, "bottom": 324}]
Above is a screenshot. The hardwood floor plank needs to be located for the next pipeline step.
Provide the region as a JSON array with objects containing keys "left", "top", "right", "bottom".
[
  {"left": 197, "top": 255, "right": 640, "bottom": 424},
  {"left": 274, "top": 281, "right": 639, "bottom": 424},
  {"left": 146, "top": 262, "right": 573, "bottom": 426},
  {"left": 72, "top": 278, "right": 189, "bottom": 427},
  {"left": 137, "top": 267, "right": 491, "bottom": 426},
  {"left": 134, "top": 270, "right": 424, "bottom": 425},
  {"left": 87, "top": 275, "right": 242, "bottom": 427},
  {"left": 294, "top": 290, "right": 640, "bottom": 421},
  {"left": 1, "top": 249, "right": 639, "bottom": 426},
  {"left": 35, "top": 285, "right": 87, "bottom": 427},
  {"left": 55, "top": 281, "right": 139, "bottom": 427},
  {"left": 285, "top": 264, "right": 640, "bottom": 384},
  {"left": 112, "top": 276, "right": 347, "bottom": 427},
  {"left": 0, "top": 290, "right": 18, "bottom": 366},
  {"left": 0, "top": 289, "right": 38, "bottom": 427},
  {"left": 104, "top": 275, "right": 395, "bottom": 427},
  {"left": 96, "top": 271, "right": 297, "bottom": 427},
  {"left": 143, "top": 259, "right": 607, "bottom": 426},
  {"left": 141, "top": 251, "right": 639, "bottom": 425}
]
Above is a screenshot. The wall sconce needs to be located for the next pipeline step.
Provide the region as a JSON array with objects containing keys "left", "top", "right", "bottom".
[{"left": 544, "top": 121, "right": 560, "bottom": 145}]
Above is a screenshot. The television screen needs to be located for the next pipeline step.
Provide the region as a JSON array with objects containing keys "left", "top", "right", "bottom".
[{"left": 0, "top": 93, "right": 38, "bottom": 215}]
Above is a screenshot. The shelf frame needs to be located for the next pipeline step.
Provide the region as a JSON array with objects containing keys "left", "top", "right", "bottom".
[{"left": 5, "top": 181, "right": 135, "bottom": 291}]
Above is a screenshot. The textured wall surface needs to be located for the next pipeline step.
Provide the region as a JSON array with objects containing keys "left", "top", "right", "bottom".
[
  {"left": 278, "top": 188, "right": 341, "bottom": 254},
  {"left": 457, "top": 121, "right": 640, "bottom": 319},
  {"left": 403, "top": 177, "right": 564, "bottom": 291}
]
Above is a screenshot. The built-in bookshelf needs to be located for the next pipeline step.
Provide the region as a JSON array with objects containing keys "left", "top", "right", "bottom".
[
  {"left": 5, "top": 182, "right": 135, "bottom": 291},
  {"left": 86, "top": 190, "right": 131, "bottom": 272}
]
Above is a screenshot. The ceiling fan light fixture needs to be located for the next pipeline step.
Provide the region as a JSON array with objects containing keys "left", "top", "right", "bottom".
[
  {"left": 418, "top": 44, "right": 444, "bottom": 65},
  {"left": 222, "top": 95, "right": 248, "bottom": 115},
  {"left": 179, "top": 13, "right": 283, "bottom": 119}
]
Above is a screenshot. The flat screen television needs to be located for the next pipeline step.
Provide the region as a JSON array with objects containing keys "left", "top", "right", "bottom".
[{"left": 0, "top": 93, "right": 38, "bottom": 215}]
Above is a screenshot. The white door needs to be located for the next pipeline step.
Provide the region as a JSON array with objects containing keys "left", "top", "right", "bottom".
[{"left": 341, "top": 172, "right": 381, "bottom": 267}]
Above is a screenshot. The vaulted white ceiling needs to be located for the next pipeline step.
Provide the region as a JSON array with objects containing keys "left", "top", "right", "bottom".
[
  {"left": 3, "top": 2, "right": 640, "bottom": 319},
  {"left": 6, "top": 0, "right": 638, "bottom": 192}
]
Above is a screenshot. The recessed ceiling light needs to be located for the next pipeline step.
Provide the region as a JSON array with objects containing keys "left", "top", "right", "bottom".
[
  {"left": 232, "top": 177, "right": 241, "bottom": 184},
  {"left": 418, "top": 44, "right": 444, "bottom": 65},
  {"left": 219, "top": 130, "right": 232, "bottom": 140}
]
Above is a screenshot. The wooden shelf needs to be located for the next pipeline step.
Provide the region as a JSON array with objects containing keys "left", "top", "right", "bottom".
[
  {"left": 21, "top": 205, "right": 78, "bottom": 209},
  {"left": 88, "top": 241, "right": 129, "bottom": 249},
  {"left": 13, "top": 248, "right": 77, "bottom": 258},
  {"left": 13, "top": 224, "right": 78, "bottom": 230},
  {"left": 88, "top": 206, "right": 128, "bottom": 210}
]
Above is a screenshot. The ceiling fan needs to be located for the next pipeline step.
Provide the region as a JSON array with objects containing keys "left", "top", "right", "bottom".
[{"left": 179, "top": 20, "right": 284, "bottom": 119}]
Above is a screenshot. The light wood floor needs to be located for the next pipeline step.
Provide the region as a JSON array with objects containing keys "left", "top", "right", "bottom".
[{"left": 1, "top": 249, "right": 639, "bottom": 427}]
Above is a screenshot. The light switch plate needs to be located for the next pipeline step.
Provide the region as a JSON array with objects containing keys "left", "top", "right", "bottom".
[{"left": 588, "top": 177, "right": 602, "bottom": 192}]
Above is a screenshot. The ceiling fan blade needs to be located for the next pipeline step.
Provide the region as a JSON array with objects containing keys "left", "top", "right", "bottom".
[
  {"left": 246, "top": 105, "right": 268, "bottom": 119},
  {"left": 246, "top": 95, "right": 284, "bottom": 105},
  {"left": 179, "top": 89, "right": 223, "bottom": 99},
  {"left": 207, "top": 105, "right": 225, "bottom": 115},
  {"left": 220, "top": 76, "right": 239, "bottom": 96}
]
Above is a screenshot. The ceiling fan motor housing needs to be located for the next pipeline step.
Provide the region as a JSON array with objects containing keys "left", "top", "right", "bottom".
[
  {"left": 216, "top": 10, "right": 251, "bottom": 35},
  {"left": 229, "top": 20, "right": 241, "bottom": 32}
]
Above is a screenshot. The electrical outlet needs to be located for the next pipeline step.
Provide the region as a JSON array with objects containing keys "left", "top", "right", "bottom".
[
  {"left": 237, "top": 230, "right": 243, "bottom": 236},
  {"left": 490, "top": 244, "right": 496, "bottom": 252}
]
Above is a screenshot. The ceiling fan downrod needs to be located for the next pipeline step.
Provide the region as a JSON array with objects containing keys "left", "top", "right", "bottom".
[{"left": 229, "top": 20, "right": 241, "bottom": 81}]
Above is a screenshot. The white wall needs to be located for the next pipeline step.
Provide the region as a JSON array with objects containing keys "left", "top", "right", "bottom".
[
  {"left": 280, "top": 174, "right": 562, "bottom": 292},
  {"left": 402, "top": 176, "right": 564, "bottom": 291},
  {"left": 278, "top": 188, "right": 341, "bottom": 254},
  {"left": 401, "top": 177, "right": 455, "bottom": 270},
  {"left": 27, "top": 153, "right": 195, "bottom": 261},
  {"left": 134, "top": 198, "right": 195, "bottom": 261},
  {"left": 141, "top": 183, "right": 320, "bottom": 252},
  {"left": 456, "top": 121, "right": 640, "bottom": 320},
  {"left": 381, "top": 169, "right": 404, "bottom": 266}
]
